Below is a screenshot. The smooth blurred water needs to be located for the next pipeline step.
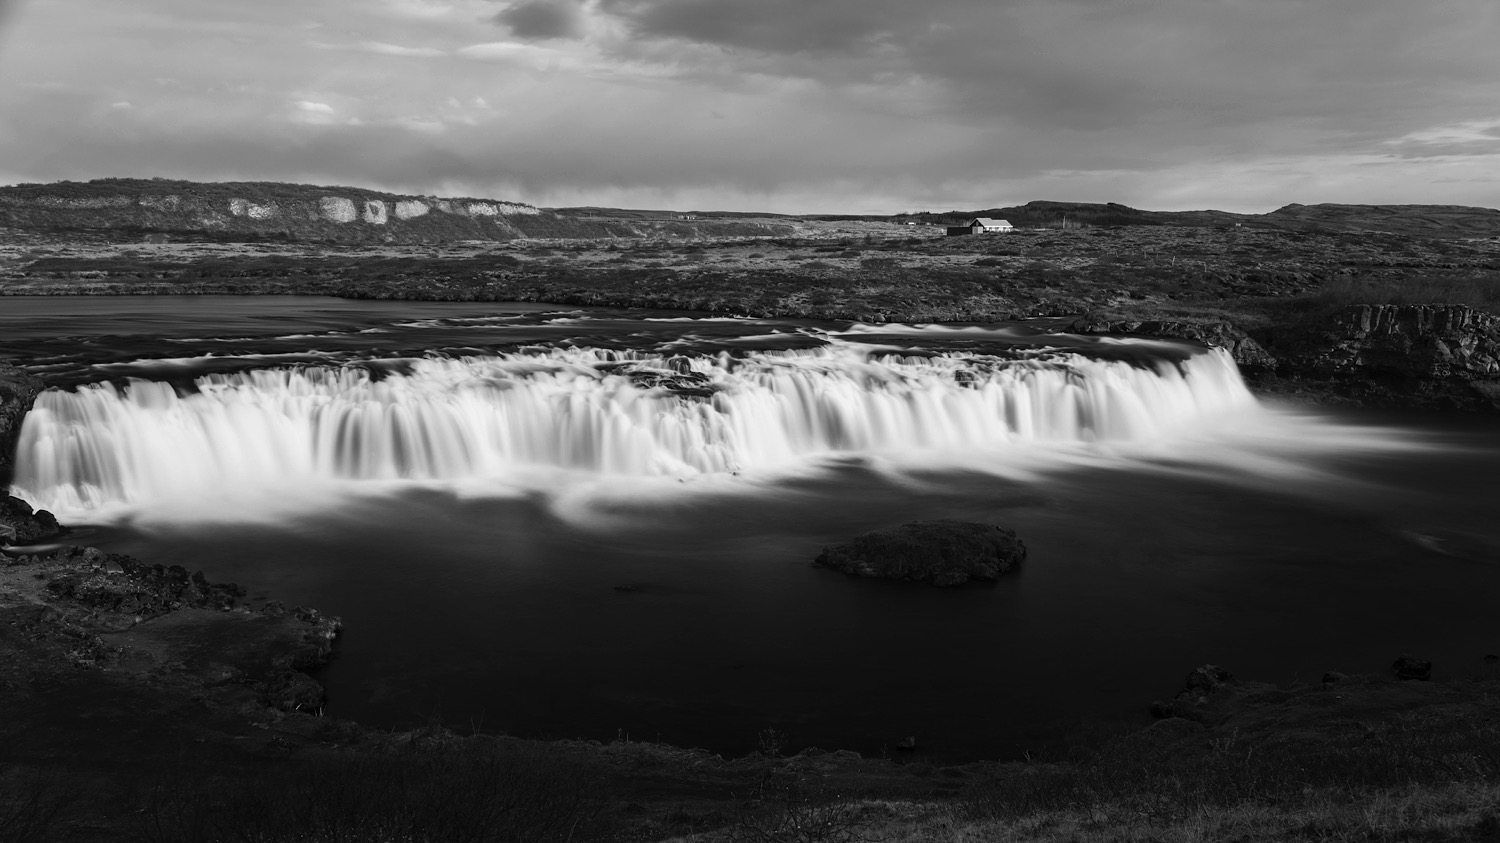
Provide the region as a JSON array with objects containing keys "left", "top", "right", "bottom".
[{"left": 5, "top": 297, "right": 1498, "bottom": 761}]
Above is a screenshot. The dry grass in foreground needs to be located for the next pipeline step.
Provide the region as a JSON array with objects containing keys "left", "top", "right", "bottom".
[{"left": 686, "top": 782, "right": 1500, "bottom": 843}]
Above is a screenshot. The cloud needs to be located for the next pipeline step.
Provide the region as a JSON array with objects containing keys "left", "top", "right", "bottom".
[
  {"left": 359, "top": 40, "right": 445, "bottom": 57},
  {"left": 291, "top": 100, "right": 355, "bottom": 126},
  {"left": 379, "top": 0, "right": 459, "bottom": 20},
  {"left": 398, "top": 115, "right": 447, "bottom": 133},
  {"left": 456, "top": 40, "right": 569, "bottom": 67},
  {"left": 596, "top": 0, "right": 927, "bottom": 54},
  {"left": 494, "top": 0, "right": 585, "bottom": 40},
  {"left": 1387, "top": 118, "right": 1500, "bottom": 149},
  {"left": 2, "top": 0, "right": 1499, "bottom": 213}
]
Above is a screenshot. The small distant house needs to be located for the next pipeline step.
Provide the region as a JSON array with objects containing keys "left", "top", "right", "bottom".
[
  {"left": 946, "top": 217, "right": 1015, "bottom": 236},
  {"left": 676, "top": 214, "right": 697, "bottom": 221}
]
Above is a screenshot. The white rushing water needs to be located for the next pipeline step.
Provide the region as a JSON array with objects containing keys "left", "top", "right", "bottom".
[{"left": 15, "top": 345, "right": 1257, "bottom": 516}]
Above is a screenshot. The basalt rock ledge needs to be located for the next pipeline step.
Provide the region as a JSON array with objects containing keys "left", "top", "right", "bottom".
[{"left": 1262, "top": 304, "right": 1500, "bottom": 410}]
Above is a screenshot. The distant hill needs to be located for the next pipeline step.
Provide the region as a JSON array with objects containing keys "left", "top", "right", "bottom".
[
  {"left": 554, "top": 206, "right": 795, "bottom": 221},
  {"left": 7, "top": 180, "right": 1496, "bottom": 242},
  {"left": 903, "top": 202, "right": 1185, "bottom": 229},
  {"left": 1256, "top": 203, "right": 1500, "bottom": 237},
  {"left": 906, "top": 200, "right": 1500, "bottom": 238},
  {"left": 0, "top": 179, "right": 795, "bottom": 243}
]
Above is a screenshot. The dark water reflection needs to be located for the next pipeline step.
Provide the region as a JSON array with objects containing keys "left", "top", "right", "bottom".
[{"left": 80, "top": 419, "right": 1500, "bottom": 762}]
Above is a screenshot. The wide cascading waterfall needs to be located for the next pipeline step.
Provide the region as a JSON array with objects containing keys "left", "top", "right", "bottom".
[{"left": 13, "top": 345, "right": 1257, "bottom": 515}]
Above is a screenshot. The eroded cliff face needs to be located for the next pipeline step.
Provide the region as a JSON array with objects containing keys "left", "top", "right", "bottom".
[
  {"left": 1288, "top": 305, "right": 1500, "bottom": 380},
  {"left": 1260, "top": 305, "right": 1500, "bottom": 410},
  {"left": 0, "top": 362, "right": 43, "bottom": 490},
  {"left": 0, "top": 184, "right": 540, "bottom": 243},
  {"left": 0, "top": 179, "right": 794, "bottom": 243}
]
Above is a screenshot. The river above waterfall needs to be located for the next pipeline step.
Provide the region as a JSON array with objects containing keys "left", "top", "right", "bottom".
[{"left": 4, "top": 296, "right": 1499, "bottom": 761}]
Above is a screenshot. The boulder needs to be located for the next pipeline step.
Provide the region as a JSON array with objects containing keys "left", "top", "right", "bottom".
[
  {"left": 1391, "top": 654, "right": 1432, "bottom": 681},
  {"left": 814, "top": 520, "right": 1025, "bottom": 587},
  {"left": 1151, "top": 664, "right": 1238, "bottom": 721},
  {"left": 0, "top": 494, "right": 61, "bottom": 546},
  {"left": 264, "top": 669, "right": 327, "bottom": 713}
]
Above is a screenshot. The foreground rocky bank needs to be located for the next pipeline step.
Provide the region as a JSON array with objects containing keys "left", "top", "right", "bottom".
[{"left": 0, "top": 534, "right": 343, "bottom": 716}]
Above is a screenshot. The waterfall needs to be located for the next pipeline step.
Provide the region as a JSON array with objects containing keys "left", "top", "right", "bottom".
[{"left": 12, "top": 345, "right": 1257, "bottom": 515}]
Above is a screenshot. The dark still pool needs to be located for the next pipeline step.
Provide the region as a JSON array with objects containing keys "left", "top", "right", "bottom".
[{"left": 5, "top": 296, "right": 1499, "bottom": 761}]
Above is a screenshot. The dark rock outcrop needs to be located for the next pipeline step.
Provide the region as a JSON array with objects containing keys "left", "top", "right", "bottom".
[
  {"left": 264, "top": 668, "right": 329, "bottom": 713},
  {"left": 2, "top": 543, "right": 343, "bottom": 716},
  {"left": 609, "top": 362, "right": 720, "bottom": 399},
  {"left": 1292, "top": 305, "right": 1500, "bottom": 379},
  {"left": 0, "top": 494, "right": 61, "bottom": 546},
  {"left": 814, "top": 520, "right": 1025, "bottom": 587},
  {"left": 1150, "top": 665, "right": 1236, "bottom": 721},
  {"left": 1070, "top": 317, "right": 1278, "bottom": 374},
  {"left": 0, "top": 361, "right": 43, "bottom": 489},
  {"left": 1265, "top": 304, "right": 1500, "bottom": 410},
  {"left": 36, "top": 545, "right": 245, "bottom": 620},
  {"left": 1392, "top": 654, "right": 1433, "bottom": 681},
  {"left": 1147, "top": 664, "right": 1285, "bottom": 723}
]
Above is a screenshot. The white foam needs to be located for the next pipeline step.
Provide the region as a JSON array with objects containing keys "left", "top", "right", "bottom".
[{"left": 14, "top": 345, "right": 1374, "bottom": 523}]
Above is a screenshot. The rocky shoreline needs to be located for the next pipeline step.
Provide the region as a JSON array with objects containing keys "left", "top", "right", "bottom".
[
  {"left": 0, "top": 534, "right": 344, "bottom": 716},
  {"left": 2, "top": 360, "right": 344, "bottom": 727}
]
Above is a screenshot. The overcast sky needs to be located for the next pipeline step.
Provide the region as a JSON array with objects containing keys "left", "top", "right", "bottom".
[{"left": 1, "top": 0, "right": 1497, "bottom": 213}]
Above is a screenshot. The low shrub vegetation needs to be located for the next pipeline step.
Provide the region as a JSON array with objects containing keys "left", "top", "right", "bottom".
[
  {"left": 1309, "top": 273, "right": 1500, "bottom": 309},
  {"left": 132, "top": 738, "right": 613, "bottom": 843}
]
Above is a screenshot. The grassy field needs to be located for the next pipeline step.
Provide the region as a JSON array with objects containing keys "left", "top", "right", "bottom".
[
  {"left": 4, "top": 670, "right": 1498, "bottom": 841},
  {"left": 5, "top": 224, "right": 1497, "bottom": 324}
]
